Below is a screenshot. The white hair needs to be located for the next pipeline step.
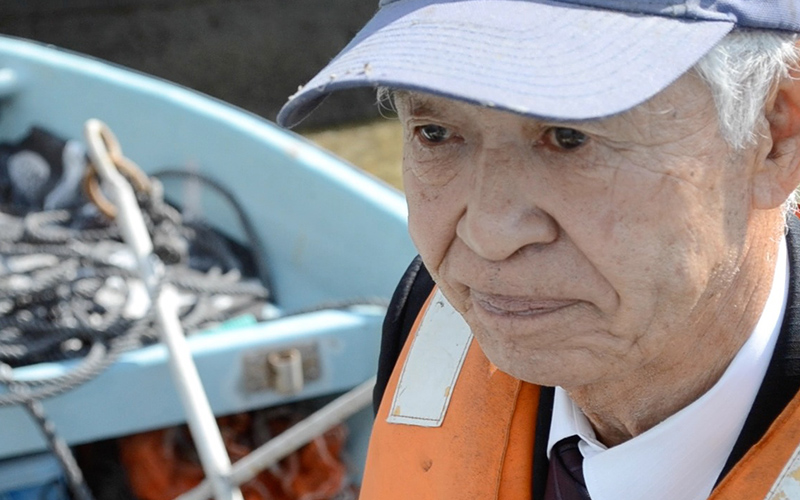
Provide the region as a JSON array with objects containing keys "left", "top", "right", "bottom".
[
  {"left": 694, "top": 29, "right": 800, "bottom": 214},
  {"left": 695, "top": 29, "right": 800, "bottom": 150}
]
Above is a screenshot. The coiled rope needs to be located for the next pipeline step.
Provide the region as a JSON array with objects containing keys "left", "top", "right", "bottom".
[{"left": 0, "top": 124, "right": 387, "bottom": 500}]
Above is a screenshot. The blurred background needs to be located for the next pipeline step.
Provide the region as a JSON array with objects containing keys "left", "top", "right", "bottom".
[{"left": 0, "top": 0, "right": 404, "bottom": 188}]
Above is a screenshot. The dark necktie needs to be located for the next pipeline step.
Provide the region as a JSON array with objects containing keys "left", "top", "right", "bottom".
[{"left": 544, "top": 435, "right": 592, "bottom": 500}]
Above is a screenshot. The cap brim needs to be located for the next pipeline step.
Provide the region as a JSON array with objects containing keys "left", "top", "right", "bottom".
[{"left": 278, "top": 0, "right": 734, "bottom": 128}]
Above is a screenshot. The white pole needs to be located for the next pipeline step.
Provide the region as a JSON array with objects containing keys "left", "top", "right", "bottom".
[
  {"left": 84, "top": 119, "right": 243, "bottom": 500},
  {"left": 175, "top": 376, "right": 375, "bottom": 500},
  {"left": 157, "top": 286, "right": 243, "bottom": 500}
]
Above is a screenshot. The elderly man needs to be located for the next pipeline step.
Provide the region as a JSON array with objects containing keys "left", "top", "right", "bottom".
[{"left": 280, "top": 1, "right": 800, "bottom": 498}]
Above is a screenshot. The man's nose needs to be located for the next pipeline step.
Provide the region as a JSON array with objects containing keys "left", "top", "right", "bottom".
[{"left": 455, "top": 151, "right": 558, "bottom": 261}]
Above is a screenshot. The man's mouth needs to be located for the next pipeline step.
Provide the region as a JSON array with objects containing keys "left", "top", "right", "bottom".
[{"left": 470, "top": 290, "right": 578, "bottom": 317}]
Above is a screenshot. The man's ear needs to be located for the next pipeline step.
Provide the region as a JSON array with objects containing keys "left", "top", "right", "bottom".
[{"left": 754, "top": 64, "right": 800, "bottom": 210}]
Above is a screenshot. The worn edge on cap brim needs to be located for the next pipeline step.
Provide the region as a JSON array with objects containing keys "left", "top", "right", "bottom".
[{"left": 277, "top": 0, "right": 735, "bottom": 128}]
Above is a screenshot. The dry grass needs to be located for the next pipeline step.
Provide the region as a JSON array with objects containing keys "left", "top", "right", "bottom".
[{"left": 301, "top": 118, "right": 405, "bottom": 190}]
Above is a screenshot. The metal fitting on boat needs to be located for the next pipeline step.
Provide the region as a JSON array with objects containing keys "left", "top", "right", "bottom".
[{"left": 267, "top": 348, "right": 304, "bottom": 395}]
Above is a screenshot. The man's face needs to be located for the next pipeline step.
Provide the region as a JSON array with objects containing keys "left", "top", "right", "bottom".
[{"left": 397, "top": 72, "right": 768, "bottom": 389}]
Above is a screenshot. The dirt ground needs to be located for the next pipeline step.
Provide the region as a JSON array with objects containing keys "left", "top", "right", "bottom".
[{"left": 301, "top": 118, "right": 405, "bottom": 191}]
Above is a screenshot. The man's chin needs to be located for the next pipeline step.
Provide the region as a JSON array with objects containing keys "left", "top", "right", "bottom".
[{"left": 476, "top": 340, "right": 609, "bottom": 389}]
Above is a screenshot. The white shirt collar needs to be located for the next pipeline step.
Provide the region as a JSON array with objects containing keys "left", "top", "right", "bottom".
[{"left": 547, "top": 237, "right": 789, "bottom": 500}]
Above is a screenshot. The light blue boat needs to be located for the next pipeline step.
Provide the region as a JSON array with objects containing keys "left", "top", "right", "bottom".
[{"left": 0, "top": 35, "right": 415, "bottom": 498}]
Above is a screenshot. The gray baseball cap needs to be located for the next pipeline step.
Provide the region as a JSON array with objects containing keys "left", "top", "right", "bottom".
[{"left": 277, "top": 0, "right": 800, "bottom": 128}]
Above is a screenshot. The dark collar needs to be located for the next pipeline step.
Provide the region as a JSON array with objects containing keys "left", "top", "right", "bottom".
[{"left": 533, "top": 385, "right": 554, "bottom": 499}]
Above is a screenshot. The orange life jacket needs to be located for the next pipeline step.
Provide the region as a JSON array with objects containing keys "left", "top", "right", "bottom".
[{"left": 361, "top": 287, "right": 800, "bottom": 499}]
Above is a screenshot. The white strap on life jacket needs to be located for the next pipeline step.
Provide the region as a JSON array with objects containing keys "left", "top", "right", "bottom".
[{"left": 386, "top": 289, "right": 473, "bottom": 427}]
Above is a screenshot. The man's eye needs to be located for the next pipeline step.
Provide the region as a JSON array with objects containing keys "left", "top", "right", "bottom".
[
  {"left": 417, "top": 124, "right": 452, "bottom": 144},
  {"left": 549, "top": 127, "right": 588, "bottom": 150}
]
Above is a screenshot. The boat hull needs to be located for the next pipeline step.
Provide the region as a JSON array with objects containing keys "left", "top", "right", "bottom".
[{"left": 0, "top": 35, "right": 416, "bottom": 489}]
